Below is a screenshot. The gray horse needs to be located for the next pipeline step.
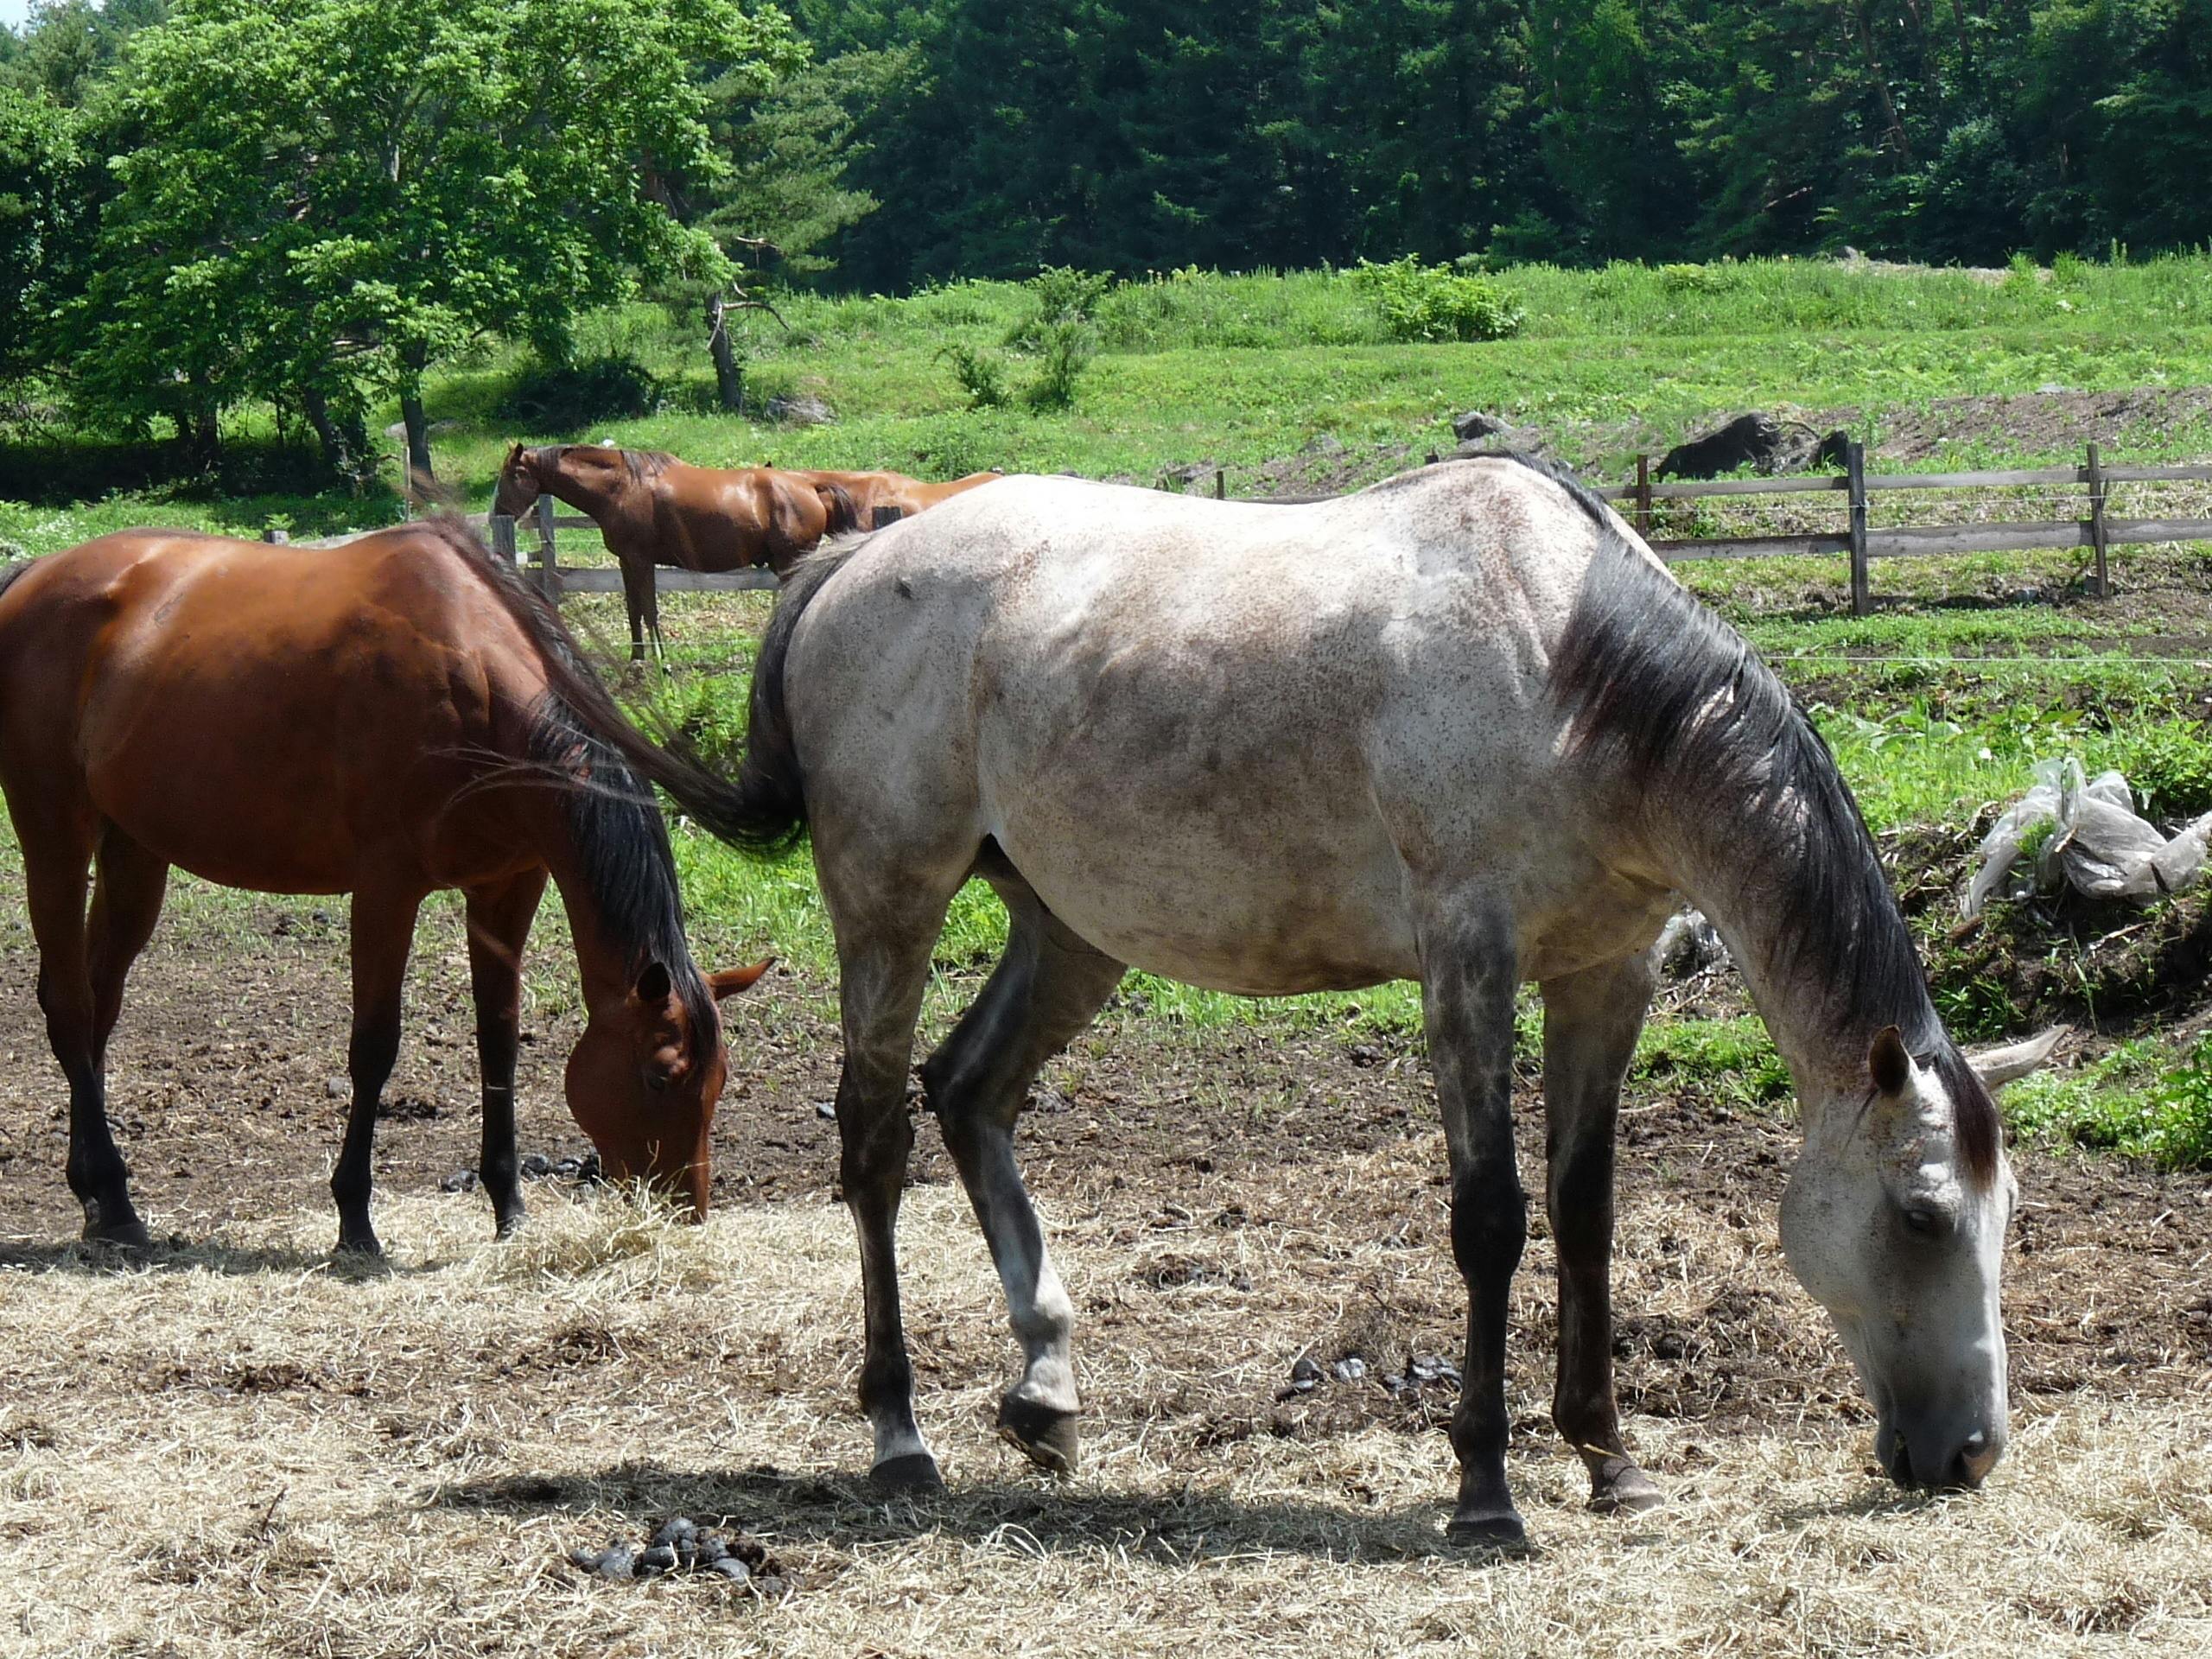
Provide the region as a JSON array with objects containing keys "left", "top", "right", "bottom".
[{"left": 623, "top": 455, "right": 2057, "bottom": 1547}]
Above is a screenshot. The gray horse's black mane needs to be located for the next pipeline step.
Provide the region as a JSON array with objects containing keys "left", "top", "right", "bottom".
[{"left": 1527, "top": 454, "right": 1998, "bottom": 1180}]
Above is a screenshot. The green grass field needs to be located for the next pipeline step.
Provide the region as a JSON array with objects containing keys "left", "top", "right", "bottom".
[{"left": 6, "top": 252, "right": 2212, "bottom": 1165}]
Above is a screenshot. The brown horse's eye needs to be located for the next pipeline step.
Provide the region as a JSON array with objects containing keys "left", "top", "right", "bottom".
[{"left": 645, "top": 1071, "right": 671, "bottom": 1094}]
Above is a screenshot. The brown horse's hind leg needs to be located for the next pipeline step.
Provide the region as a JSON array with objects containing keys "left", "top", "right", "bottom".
[
  {"left": 331, "top": 884, "right": 423, "bottom": 1255},
  {"left": 19, "top": 806, "right": 148, "bottom": 1245},
  {"left": 1541, "top": 953, "right": 1662, "bottom": 1516},
  {"left": 616, "top": 554, "right": 650, "bottom": 664},
  {"left": 922, "top": 879, "right": 1124, "bottom": 1477},
  {"left": 464, "top": 869, "right": 548, "bottom": 1240}
]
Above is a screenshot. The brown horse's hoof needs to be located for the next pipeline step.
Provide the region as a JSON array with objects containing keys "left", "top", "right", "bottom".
[
  {"left": 1445, "top": 1504, "right": 1531, "bottom": 1553},
  {"left": 996, "top": 1395, "right": 1080, "bottom": 1476},
  {"left": 1587, "top": 1455, "right": 1663, "bottom": 1515},
  {"left": 868, "top": 1452, "right": 945, "bottom": 1492}
]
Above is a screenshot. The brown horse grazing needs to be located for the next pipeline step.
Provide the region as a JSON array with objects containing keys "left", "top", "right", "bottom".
[
  {"left": 493, "top": 445, "right": 861, "bottom": 662},
  {"left": 781, "top": 468, "right": 1001, "bottom": 526},
  {"left": 0, "top": 522, "right": 766, "bottom": 1255}
]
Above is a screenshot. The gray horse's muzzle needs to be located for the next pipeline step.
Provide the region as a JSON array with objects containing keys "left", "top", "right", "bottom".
[{"left": 1878, "top": 1414, "right": 2005, "bottom": 1490}]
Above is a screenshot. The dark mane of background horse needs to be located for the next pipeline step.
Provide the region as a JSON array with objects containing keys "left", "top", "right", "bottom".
[
  {"left": 415, "top": 516, "right": 719, "bottom": 1042},
  {"left": 1534, "top": 454, "right": 2000, "bottom": 1182}
]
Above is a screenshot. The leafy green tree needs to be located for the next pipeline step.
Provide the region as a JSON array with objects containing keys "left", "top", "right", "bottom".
[
  {"left": 58, "top": 0, "right": 799, "bottom": 478},
  {"left": 0, "top": 83, "right": 86, "bottom": 390}
]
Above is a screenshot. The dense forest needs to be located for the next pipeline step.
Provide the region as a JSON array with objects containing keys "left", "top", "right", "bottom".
[{"left": 4, "top": 0, "right": 2210, "bottom": 475}]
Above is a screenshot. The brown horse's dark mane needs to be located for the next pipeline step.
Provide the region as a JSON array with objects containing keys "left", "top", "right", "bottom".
[
  {"left": 530, "top": 444, "right": 678, "bottom": 485},
  {"left": 416, "top": 514, "right": 723, "bottom": 1038}
]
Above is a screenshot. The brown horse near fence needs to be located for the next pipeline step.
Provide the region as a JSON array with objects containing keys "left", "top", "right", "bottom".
[
  {"left": 0, "top": 521, "right": 766, "bottom": 1255},
  {"left": 783, "top": 467, "right": 1001, "bottom": 525},
  {"left": 493, "top": 445, "right": 861, "bottom": 661}
]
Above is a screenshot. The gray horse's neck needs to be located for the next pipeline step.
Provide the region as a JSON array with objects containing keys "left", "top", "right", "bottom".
[{"left": 1662, "top": 804, "right": 1936, "bottom": 1108}]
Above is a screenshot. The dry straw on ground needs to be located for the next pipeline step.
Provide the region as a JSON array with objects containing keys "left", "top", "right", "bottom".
[{"left": 3, "top": 1134, "right": 2208, "bottom": 1659}]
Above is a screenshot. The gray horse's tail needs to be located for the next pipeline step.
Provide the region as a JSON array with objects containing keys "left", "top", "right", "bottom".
[{"left": 704, "top": 543, "right": 855, "bottom": 855}]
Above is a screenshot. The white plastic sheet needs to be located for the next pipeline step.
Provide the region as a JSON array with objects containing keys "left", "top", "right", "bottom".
[{"left": 1964, "top": 757, "right": 2212, "bottom": 916}]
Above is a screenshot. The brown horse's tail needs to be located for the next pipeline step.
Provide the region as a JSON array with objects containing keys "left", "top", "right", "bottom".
[{"left": 815, "top": 480, "right": 861, "bottom": 536}]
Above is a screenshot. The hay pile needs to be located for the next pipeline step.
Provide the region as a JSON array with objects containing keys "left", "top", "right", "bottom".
[{"left": 1, "top": 1152, "right": 2207, "bottom": 1657}]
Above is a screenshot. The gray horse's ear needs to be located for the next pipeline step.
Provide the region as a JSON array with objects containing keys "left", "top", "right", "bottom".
[
  {"left": 1869, "top": 1026, "right": 1912, "bottom": 1095},
  {"left": 1967, "top": 1025, "right": 2067, "bottom": 1090}
]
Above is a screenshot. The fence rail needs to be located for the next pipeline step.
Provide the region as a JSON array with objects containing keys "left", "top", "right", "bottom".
[{"left": 324, "top": 441, "right": 2212, "bottom": 618}]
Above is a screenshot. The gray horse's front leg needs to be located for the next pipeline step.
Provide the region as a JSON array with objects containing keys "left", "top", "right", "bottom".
[
  {"left": 1541, "top": 952, "right": 1662, "bottom": 1514},
  {"left": 923, "top": 887, "right": 1124, "bottom": 1476},
  {"left": 1420, "top": 895, "right": 1530, "bottom": 1548}
]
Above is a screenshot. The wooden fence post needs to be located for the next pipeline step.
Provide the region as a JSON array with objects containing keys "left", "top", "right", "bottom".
[
  {"left": 1633, "top": 454, "right": 1653, "bottom": 539},
  {"left": 489, "top": 512, "right": 518, "bottom": 567},
  {"left": 871, "top": 505, "right": 904, "bottom": 530},
  {"left": 2086, "top": 440, "right": 2111, "bottom": 598},
  {"left": 532, "top": 495, "right": 559, "bottom": 600},
  {"left": 1215, "top": 467, "right": 1226, "bottom": 499},
  {"left": 1847, "top": 438, "right": 1872, "bottom": 616},
  {"left": 263, "top": 528, "right": 289, "bottom": 544}
]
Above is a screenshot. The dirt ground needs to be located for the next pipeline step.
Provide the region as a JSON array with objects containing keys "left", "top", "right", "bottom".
[
  {"left": 3, "top": 906, "right": 2209, "bottom": 1438},
  {"left": 2, "top": 901, "right": 2210, "bottom": 1655}
]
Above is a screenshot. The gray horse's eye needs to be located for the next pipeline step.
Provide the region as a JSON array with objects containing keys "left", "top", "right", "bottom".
[{"left": 1902, "top": 1206, "right": 1944, "bottom": 1236}]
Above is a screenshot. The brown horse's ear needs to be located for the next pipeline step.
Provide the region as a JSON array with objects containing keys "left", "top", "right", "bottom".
[
  {"left": 632, "top": 960, "right": 674, "bottom": 1006},
  {"left": 1868, "top": 1026, "right": 1912, "bottom": 1095},
  {"left": 709, "top": 960, "right": 773, "bottom": 1001},
  {"left": 505, "top": 442, "right": 523, "bottom": 465}
]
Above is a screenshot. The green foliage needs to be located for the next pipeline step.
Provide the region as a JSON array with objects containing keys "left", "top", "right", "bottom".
[
  {"left": 2107, "top": 721, "right": 2212, "bottom": 821},
  {"left": 0, "top": 83, "right": 83, "bottom": 386},
  {"left": 2004, "top": 1037, "right": 2212, "bottom": 1171},
  {"left": 1350, "top": 256, "right": 1524, "bottom": 343},
  {"left": 1020, "top": 320, "right": 1093, "bottom": 411},
  {"left": 52, "top": 0, "right": 799, "bottom": 467},
  {"left": 498, "top": 353, "right": 661, "bottom": 433},
  {"left": 936, "top": 343, "right": 1008, "bottom": 410},
  {"left": 1633, "top": 1018, "right": 1794, "bottom": 1109}
]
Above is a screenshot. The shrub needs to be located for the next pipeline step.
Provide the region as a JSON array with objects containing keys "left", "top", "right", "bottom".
[
  {"left": 498, "top": 352, "right": 658, "bottom": 431},
  {"left": 938, "top": 342, "right": 1009, "bottom": 410},
  {"left": 1020, "top": 319, "right": 1092, "bottom": 411},
  {"left": 1350, "top": 255, "right": 1523, "bottom": 342},
  {"left": 2110, "top": 721, "right": 2212, "bottom": 819},
  {"left": 2145, "top": 1037, "right": 2212, "bottom": 1168}
]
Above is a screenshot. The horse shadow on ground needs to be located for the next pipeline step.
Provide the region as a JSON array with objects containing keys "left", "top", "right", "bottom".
[
  {"left": 0, "top": 1234, "right": 437, "bottom": 1281},
  {"left": 433, "top": 1460, "right": 1540, "bottom": 1567}
]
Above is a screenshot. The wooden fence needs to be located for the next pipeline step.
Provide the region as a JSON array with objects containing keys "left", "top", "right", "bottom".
[{"left": 334, "top": 441, "right": 2212, "bottom": 618}]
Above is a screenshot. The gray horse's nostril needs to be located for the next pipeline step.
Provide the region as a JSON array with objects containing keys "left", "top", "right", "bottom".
[{"left": 1953, "top": 1430, "right": 1997, "bottom": 1489}]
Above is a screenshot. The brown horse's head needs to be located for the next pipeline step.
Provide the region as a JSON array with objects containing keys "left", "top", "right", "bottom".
[
  {"left": 494, "top": 443, "right": 543, "bottom": 518},
  {"left": 563, "top": 958, "right": 769, "bottom": 1217}
]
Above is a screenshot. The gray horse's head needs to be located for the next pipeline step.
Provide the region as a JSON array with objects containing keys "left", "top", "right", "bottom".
[{"left": 1780, "top": 1025, "right": 2059, "bottom": 1490}]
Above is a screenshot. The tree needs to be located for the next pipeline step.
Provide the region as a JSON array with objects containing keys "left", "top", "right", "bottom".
[
  {"left": 56, "top": 0, "right": 800, "bottom": 478},
  {"left": 664, "top": 47, "right": 901, "bottom": 410},
  {"left": 0, "top": 84, "right": 86, "bottom": 390}
]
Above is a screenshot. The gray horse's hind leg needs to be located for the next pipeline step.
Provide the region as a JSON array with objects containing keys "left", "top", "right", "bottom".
[
  {"left": 1419, "top": 893, "right": 1531, "bottom": 1548},
  {"left": 923, "top": 876, "right": 1126, "bottom": 1476},
  {"left": 1541, "top": 952, "right": 1662, "bottom": 1514},
  {"left": 826, "top": 880, "right": 962, "bottom": 1490}
]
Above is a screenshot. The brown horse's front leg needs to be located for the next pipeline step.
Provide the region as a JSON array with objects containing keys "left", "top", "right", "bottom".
[
  {"left": 1541, "top": 954, "right": 1662, "bottom": 1515},
  {"left": 465, "top": 870, "right": 547, "bottom": 1239},
  {"left": 617, "top": 553, "right": 650, "bottom": 664},
  {"left": 333, "top": 886, "right": 423, "bottom": 1255}
]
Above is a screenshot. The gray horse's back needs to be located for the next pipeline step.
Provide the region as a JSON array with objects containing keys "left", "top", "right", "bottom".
[{"left": 785, "top": 465, "right": 1668, "bottom": 992}]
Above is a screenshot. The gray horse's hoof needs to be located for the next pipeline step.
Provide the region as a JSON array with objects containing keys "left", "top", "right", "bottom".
[
  {"left": 1445, "top": 1504, "right": 1530, "bottom": 1552},
  {"left": 997, "top": 1395, "right": 1080, "bottom": 1476},
  {"left": 82, "top": 1213, "right": 152, "bottom": 1250},
  {"left": 869, "top": 1452, "right": 945, "bottom": 1492},
  {"left": 1587, "top": 1456, "right": 1663, "bottom": 1515},
  {"left": 335, "top": 1230, "right": 385, "bottom": 1259}
]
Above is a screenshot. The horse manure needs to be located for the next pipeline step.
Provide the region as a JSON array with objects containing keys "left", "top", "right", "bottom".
[
  {"left": 439, "top": 1169, "right": 478, "bottom": 1194},
  {"left": 1332, "top": 1357, "right": 1367, "bottom": 1383},
  {"left": 566, "top": 1521, "right": 790, "bottom": 1598},
  {"left": 521, "top": 1154, "right": 554, "bottom": 1179},
  {"left": 1289, "top": 1356, "right": 1324, "bottom": 1386}
]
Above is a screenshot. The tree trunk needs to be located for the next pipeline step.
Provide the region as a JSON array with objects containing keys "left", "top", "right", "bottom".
[
  {"left": 707, "top": 293, "right": 745, "bottom": 413},
  {"left": 177, "top": 398, "right": 220, "bottom": 471},
  {"left": 302, "top": 385, "right": 372, "bottom": 491},
  {"left": 399, "top": 342, "right": 434, "bottom": 485}
]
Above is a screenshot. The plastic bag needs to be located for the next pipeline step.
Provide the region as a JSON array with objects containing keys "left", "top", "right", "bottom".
[{"left": 1964, "top": 757, "right": 2212, "bottom": 916}]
